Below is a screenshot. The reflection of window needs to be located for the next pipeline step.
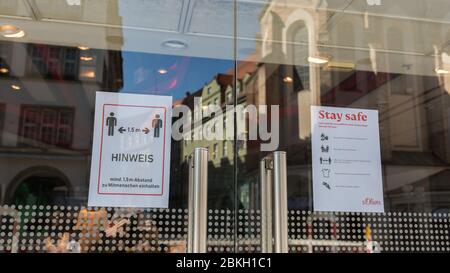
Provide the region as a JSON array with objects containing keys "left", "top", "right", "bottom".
[
  {"left": 226, "top": 92, "right": 232, "bottom": 103},
  {"left": 19, "top": 106, "right": 74, "bottom": 148},
  {"left": 207, "top": 87, "right": 212, "bottom": 94},
  {"left": 214, "top": 98, "right": 219, "bottom": 106},
  {"left": 223, "top": 141, "right": 228, "bottom": 157},
  {"left": 213, "top": 143, "right": 218, "bottom": 159},
  {"left": 27, "top": 44, "right": 79, "bottom": 80}
]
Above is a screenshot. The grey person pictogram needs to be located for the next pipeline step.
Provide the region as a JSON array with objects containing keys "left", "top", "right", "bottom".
[
  {"left": 106, "top": 112, "right": 117, "bottom": 136},
  {"left": 152, "top": 114, "right": 163, "bottom": 138}
]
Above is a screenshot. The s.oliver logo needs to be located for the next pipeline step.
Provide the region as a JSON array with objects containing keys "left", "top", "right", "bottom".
[{"left": 362, "top": 197, "right": 381, "bottom": 206}]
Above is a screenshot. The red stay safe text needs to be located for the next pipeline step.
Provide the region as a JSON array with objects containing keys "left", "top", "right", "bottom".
[{"left": 318, "top": 110, "right": 368, "bottom": 122}]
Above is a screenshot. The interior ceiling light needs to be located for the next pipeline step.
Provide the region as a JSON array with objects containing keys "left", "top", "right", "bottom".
[
  {"left": 11, "top": 84, "right": 21, "bottom": 91},
  {"left": 435, "top": 68, "right": 450, "bottom": 74},
  {"left": 307, "top": 55, "right": 329, "bottom": 64},
  {"left": 158, "top": 69, "right": 168, "bottom": 74},
  {"left": 81, "top": 70, "right": 96, "bottom": 78},
  {"left": 66, "top": 0, "right": 81, "bottom": 6},
  {"left": 283, "top": 76, "right": 293, "bottom": 83},
  {"left": 0, "top": 68, "right": 9, "bottom": 74},
  {"left": 78, "top": 46, "right": 90, "bottom": 51},
  {"left": 162, "top": 40, "right": 188, "bottom": 50},
  {"left": 80, "top": 56, "right": 93, "bottom": 61},
  {"left": 0, "top": 25, "right": 25, "bottom": 38}
]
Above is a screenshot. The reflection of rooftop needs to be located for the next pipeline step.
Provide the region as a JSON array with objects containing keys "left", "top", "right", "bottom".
[{"left": 225, "top": 59, "right": 258, "bottom": 80}]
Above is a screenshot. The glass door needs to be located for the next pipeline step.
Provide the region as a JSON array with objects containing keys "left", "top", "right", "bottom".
[
  {"left": 0, "top": 0, "right": 239, "bottom": 253},
  {"left": 237, "top": 0, "right": 450, "bottom": 253}
]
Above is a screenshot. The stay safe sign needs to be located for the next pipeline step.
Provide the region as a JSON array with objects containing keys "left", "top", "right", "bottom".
[
  {"left": 88, "top": 91, "right": 172, "bottom": 208},
  {"left": 311, "top": 106, "right": 384, "bottom": 213}
]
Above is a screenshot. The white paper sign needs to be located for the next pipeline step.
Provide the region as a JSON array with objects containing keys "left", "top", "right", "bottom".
[
  {"left": 88, "top": 92, "right": 172, "bottom": 208},
  {"left": 311, "top": 106, "right": 384, "bottom": 213}
]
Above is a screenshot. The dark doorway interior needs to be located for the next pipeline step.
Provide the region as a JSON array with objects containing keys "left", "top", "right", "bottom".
[{"left": 13, "top": 177, "right": 69, "bottom": 206}]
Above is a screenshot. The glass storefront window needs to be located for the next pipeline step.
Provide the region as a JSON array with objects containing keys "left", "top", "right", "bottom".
[
  {"left": 0, "top": 0, "right": 449, "bottom": 254},
  {"left": 236, "top": 0, "right": 450, "bottom": 253}
]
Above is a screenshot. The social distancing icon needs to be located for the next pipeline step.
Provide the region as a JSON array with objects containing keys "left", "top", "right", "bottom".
[
  {"left": 89, "top": 91, "right": 172, "bottom": 208},
  {"left": 106, "top": 112, "right": 117, "bottom": 136},
  {"left": 152, "top": 114, "right": 163, "bottom": 138}
]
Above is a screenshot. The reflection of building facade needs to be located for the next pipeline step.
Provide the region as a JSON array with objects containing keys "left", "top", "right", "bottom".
[
  {"left": 0, "top": 41, "right": 123, "bottom": 205},
  {"left": 180, "top": 73, "right": 247, "bottom": 209},
  {"left": 181, "top": 73, "right": 254, "bottom": 164},
  {"left": 249, "top": 0, "right": 450, "bottom": 213},
  {"left": 165, "top": 0, "right": 450, "bottom": 216}
]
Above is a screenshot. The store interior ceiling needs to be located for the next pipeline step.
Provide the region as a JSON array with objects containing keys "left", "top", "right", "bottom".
[{"left": 0, "top": 0, "right": 449, "bottom": 76}]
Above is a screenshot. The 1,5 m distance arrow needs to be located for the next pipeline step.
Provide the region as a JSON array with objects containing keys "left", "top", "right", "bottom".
[{"left": 118, "top": 127, "right": 150, "bottom": 134}]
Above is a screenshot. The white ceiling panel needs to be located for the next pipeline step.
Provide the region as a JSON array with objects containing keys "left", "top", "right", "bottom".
[
  {"left": 35, "top": 0, "right": 184, "bottom": 31},
  {"left": 0, "top": 0, "right": 32, "bottom": 18},
  {"left": 345, "top": 0, "right": 450, "bottom": 23},
  {"left": 0, "top": 0, "right": 448, "bottom": 77},
  {"left": 188, "top": 0, "right": 234, "bottom": 36}
]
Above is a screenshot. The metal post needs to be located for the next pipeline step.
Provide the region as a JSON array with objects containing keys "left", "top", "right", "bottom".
[
  {"left": 187, "top": 148, "right": 208, "bottom": 253},
  {"left": 273, "top": 151, "right": 288, "bottom": 253},
  {"left": 260, "top": 157, "right": 273, "bottom": 253},
  {"left": 187, "top": 155, "right": 194, "bottom": 253}
]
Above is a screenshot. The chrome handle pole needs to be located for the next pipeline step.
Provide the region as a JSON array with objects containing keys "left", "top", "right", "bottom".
[
  {"left": 187, "top": 148, "right": 209, "bottom": 253},
  {"left": 187, "top": 155, "right": 194, "bottom": 253},
  {"left": 260, "top": 157, "right": 273, "bottom": 253},
  {"left": 273, "top": 151, "right": 288, "bottom": 253},
  {"left": 260, "top": 158, "right": 267, "bottom": 253},
  {"left": 195, "top": 148, "right": 209, "bottom": 253}
]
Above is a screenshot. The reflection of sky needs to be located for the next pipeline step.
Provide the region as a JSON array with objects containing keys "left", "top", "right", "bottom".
[
  {"left": 116, "top": 0, "right": 235, "bottom": 100},
  {"left": 115, "top": 0, "right": 268, "bottom": 100},
  {"left": 120, "top": 51, "right": 232, "bottom": 101}
]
